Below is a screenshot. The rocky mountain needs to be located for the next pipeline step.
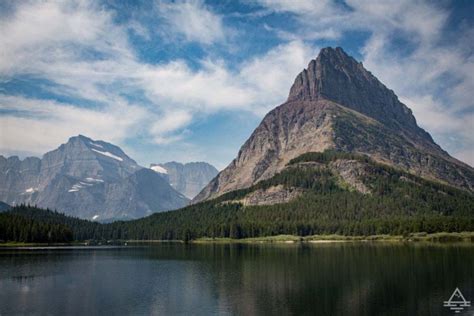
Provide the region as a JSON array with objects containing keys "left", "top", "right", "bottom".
[
  {"left": 150, "top": 162, "right": 218, "bottom": 199},
  {"left": 6, "top": 154, "right": 474, "bottom": 240},
  {"left": 194, "top": 47, "right": 474, "bottom": 203},
  {"left": 0, "top": 135, "right": 189, "bottom": 221}
]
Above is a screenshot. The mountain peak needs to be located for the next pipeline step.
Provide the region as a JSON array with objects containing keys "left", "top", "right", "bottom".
[
  {"left": 64, "top": 135, "right": 136, "bottom": 165},
  {"left": 0, "top": 135, "right": 189, "bottom": 221},
  {"left": 68, "top": 134, "right": 92, "bottom": 144},
  {"left": 287, "top": 47, "right": 420, "bottom": 131},
  {"left": 193, "top": 47, "right": 474, "bottom": 203},
  {"left": 318, "top": 46, "right": 352, "bottom": 61},
  {"left": 287, "top": 47, "right": 356, "bottom": 103}
]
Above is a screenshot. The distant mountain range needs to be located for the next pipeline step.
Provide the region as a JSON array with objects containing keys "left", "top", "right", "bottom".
[
  {"left": 0, "top": 135, "right": 215, "bottom": 221},
  {"left": 150, "top": 162, "right": 218, "bottom": 199}
]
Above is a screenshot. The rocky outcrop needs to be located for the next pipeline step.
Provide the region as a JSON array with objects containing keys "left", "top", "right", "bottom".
[
  {"left": 194, "top": 47, "right": 473, "bottom": 203},
  {"left": 232, "top": 185, "right": 303, "bottom": 206},
  {"left": 328, "top": 160, "right": 370, "bottom": 194},
  {"left": 0, "top": 135, "right": 189, "bottom": 221}
]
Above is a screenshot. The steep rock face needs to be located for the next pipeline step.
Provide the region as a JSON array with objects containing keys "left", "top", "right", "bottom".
[
  {"left": 0, "top": 156, "right": 42, "bottom": 203},
  {"left": 194, "top": 47, "right": 473, "bottom": 202},
  {"left": 39, "top": 135, "right": 138, "bottom": 187},
  {"left": 234, "top": 185, "right": 304, "bottom": 206},
  {"left": 288, "top": 48, "right": 416, "bottom": 127},
  {"left": 194, "top": 100, "right": 335, "bottom": 202},
  {"left": 150, "top": 162, "right": 218, "bottom": 199},
  {"left": 0, "top": 135, "right": 189, "bottom": 221}
]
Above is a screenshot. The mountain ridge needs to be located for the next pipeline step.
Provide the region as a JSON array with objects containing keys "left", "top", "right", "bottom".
[
  {"left": 193, "top": 47, "right": 473, "bottom": 203},
  {"left": 0, "top": 135, "right": 189, "bottom": 221},
  {"left": 6, "top": 150, "right": 472, "bottom": 242},
  {"left": 150, "top": 161, "right": 218, "bottom": 199}
]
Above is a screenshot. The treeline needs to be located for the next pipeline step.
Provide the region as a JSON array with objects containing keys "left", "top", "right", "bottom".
[
  {"left": 1, "top": 151, "right": 473, "bottom": 242},
  {"left": 288, "top": 149, "right": 369, "bottom": 165},
  {"left": 111, "top": 151, "right": 474, "bottom": 240},
  {"left": 5, "top": 205, "right": 105, "bottom": 241},
  {"left": 0, "top": 210, "right": 73, "bottom": 243}
]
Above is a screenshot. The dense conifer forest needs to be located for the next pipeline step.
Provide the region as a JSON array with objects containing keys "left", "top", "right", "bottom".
[
  {"left": 1, "top": 151, "right": 473, "bottom": 243},
  {"left": 0, "top": 208, "right": 73, "bottom": 243}
]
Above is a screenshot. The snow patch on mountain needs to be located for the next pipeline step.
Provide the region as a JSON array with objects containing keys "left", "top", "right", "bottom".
[
  {"left": 25, "top": 187, "right": 38, "bottom": 193},
  {"left": 89, "top": 142, "right": 104, "bottom": 149},
  {"left": 68, "top": 184, "right": 82, "bottom": 192},
  {"left": 91, "top": 148, "right": 124, "bottom": 161},
  {"left": 85, "top": 177, "right": 104, "bottom": 183},
  {"left": 69, "top": 182, "right": 88, "bottom": 192},
  {"left": 151, "top": 165, "right": 168, "bottom": 174}
]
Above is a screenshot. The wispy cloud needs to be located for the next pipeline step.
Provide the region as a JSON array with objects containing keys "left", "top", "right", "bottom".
[
  {"left": 0, "top": 1, "right": 315, "bottom": 159},
  {"left": 0, "top": 95, "right": 149, "bottom": 154},
  {"left": 155, "top": 0, "right": 227, "bottom": 45}
]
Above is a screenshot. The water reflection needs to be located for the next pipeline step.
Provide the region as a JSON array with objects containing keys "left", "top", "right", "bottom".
[{"left": 0, "top": 243, "right": 472, "bottom": 315}]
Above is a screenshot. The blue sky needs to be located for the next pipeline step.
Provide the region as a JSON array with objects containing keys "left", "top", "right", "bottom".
[{"left": 0, "top": 0, "right": 473, "bottom": 169}]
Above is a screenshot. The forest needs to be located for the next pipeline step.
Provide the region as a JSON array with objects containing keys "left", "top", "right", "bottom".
[
  {"left": 0, "top": 209, "right": 73, "bottom": 243},
  {"left": 1, "top": 151, "right": 473, "bottom": 243}
]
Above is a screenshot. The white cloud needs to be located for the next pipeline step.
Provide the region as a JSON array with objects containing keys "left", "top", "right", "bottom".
[
  {"left": 258, "top": 0, "right": 448, "bottom": 42},
  {"left": 139, "top": 40, "right": 316, "bottom": 115},
  {"left": 0, "top": 95, "right": 149, "bottom": 154},
  {"left": 257, "top": 0, "right": 338, "bottom": 17},
  {"left": 156, "top": 0, "right": 226, "bottom": 45},
  {"left": 399, "top": 95, "right": 474, "bottom": 166},
  {"left": 239, "top": 40, "right": 316, "bottom": 113},
  {"left": 0, "top": 1, "right": 130, "bottom": 75},
  {"left": 138, "top": 59, "right": 254, "bottom": 112},
  {"left": 149, "top": 110, "right": 193, "bottom": 144},
  {"left": 0, "top": 1, "right": 316, "bottom": 158}
]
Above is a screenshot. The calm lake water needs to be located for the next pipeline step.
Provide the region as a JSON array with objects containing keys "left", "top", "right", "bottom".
[{"left": 0, "top": 243, "right": 473, "bottom": 316}]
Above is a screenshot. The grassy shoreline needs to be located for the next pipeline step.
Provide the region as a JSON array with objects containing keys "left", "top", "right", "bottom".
[
  {"left": 193, "top": 232, "right": 474, "bottom": 244},
  {"left": 0, "top": 241, "right": 85, "bottom": 247},
  {"left": 1, "top": 232, "right": 473, "bottom": 247}
]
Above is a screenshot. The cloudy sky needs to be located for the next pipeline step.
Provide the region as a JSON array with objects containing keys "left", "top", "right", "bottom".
[{"left": 0, "top": 0, "right": 473, "bottom": 169}]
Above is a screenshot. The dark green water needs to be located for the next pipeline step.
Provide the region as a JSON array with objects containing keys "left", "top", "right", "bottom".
[{"left": 0, "top": 243, "right": 473, "bottom": 316}]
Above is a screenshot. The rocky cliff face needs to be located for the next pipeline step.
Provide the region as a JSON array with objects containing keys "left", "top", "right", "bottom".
[
  {"left": 0, "top": 135, "right": 189, "bottom": 221},
  {"left": 193, "top": 47, "right": 473, "bottom": 203},
  {"left": 150, "top": 161, "right": 218, "bottom": 199}
]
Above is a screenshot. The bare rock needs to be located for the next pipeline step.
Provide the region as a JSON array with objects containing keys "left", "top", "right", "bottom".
[{"left": 234, "top": 185, "right": 303, "bottom": 206}]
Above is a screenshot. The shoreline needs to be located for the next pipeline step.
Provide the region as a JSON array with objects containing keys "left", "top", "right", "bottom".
[
  {"left": 193, "top": 232, "right": 474, "bottom": 244},
  {"left": 1, "top": 232, "right": 473, "bottom": 248}
]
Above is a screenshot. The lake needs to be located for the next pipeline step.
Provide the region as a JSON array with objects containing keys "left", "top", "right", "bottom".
[{"left": 0, "top": 243, "right": 473, "bottom": 315}]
